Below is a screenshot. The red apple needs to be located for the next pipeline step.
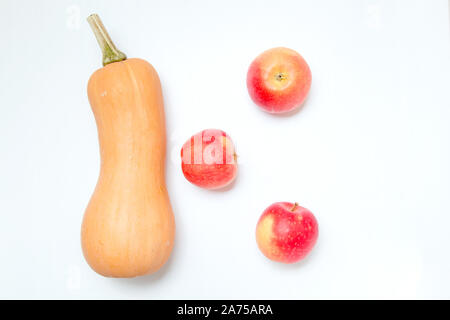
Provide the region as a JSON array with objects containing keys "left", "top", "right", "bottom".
[
  {"left": 181, "top": 129, "right": 238, "bottom": 189},
  {"left": 247, "top": 47, "right": 312, "bottom": 114},
  {"left": 256, "top": 202, "right": 318, "bottom": 263}
]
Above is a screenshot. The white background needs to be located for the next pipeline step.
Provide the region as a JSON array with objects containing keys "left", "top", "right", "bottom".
[{"left": 0, "top": 0, "right": 449, "bottom": 299}]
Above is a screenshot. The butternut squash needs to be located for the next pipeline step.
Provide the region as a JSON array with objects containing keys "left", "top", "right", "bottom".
[{"left": 81, "top": 14, "right": 175, "bottom": 278}]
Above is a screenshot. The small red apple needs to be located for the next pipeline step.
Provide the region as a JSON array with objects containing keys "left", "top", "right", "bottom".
[
  {"left": 247, "top": 47, "right": 312, "bottom": 114},
  {"left": 181, "top": 129, "right": 238, "bottom": 189},
  {"left": 256, "top": 202, "right": 318, "bottom": 263}
]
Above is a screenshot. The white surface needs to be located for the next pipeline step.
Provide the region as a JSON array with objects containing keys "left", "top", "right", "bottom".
[{"left": 0, "top": 0, "right": 449, "bottom": 299}]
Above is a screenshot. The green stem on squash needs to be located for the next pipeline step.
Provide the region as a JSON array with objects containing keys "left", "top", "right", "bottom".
[{"left": 87, "top": 13, "right": 127, "bottom": 66}]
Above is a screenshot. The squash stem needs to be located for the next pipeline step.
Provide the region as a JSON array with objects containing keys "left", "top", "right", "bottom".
[{"left": 87, "top": 14, "right": 127, "bottom": 66}]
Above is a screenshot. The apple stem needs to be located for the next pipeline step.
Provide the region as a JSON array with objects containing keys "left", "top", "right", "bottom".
[
  {"left": 275, "top": 72, "right": 287, "bottom": 81},
  {"left": 290, "top": 202, "right": 299, "bottom": 211}
]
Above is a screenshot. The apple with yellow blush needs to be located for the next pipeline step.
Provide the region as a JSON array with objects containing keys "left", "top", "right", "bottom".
[
  {"left": 256, "top": 202, "right": 318, "bottom": 263},
  {"left": 247, "top": 47, "right": 312, "bottom": 114}
]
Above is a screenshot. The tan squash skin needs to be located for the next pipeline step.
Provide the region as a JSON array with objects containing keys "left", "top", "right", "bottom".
[{"left": 81, "top": 58, "right": 175, "bottom": 278}]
